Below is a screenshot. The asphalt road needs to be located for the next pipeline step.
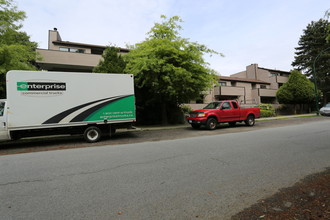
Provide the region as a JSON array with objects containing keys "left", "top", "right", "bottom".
[{"left": 1, "top": 117, "right": 330, "bottom": 219}]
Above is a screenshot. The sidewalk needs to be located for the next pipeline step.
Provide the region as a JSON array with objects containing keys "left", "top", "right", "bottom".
[
  {"left": 133, "top": 113, "right": 318, "bottom": 131},
  {"left": 257, "top": 113, "right": 317, "bottom": 121}
]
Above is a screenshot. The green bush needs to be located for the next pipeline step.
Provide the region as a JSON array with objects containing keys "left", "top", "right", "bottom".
[
  {"left": 260, "top": 109, "right": 275, "bottom": 118},
  {"left": 258, "top": 103, "right": 275, "bottom": 111},
  {"left": 258, "top": 104, "right": 275, "bottom": 117},
  {"left": 180, "top": 104, "right": 193, "bottom": 114}
]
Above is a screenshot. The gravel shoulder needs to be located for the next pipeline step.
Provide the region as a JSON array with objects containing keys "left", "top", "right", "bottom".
[{"left": 231, "top": 168, "right": 330, "bottom": 220}]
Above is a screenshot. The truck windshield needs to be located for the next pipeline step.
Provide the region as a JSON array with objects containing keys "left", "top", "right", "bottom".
[
  {"left": 0, "top": 101, "right": 4, "bottom": 117},
  {"left": 204, "top": 102, "right": 222, "bottom": 109}
]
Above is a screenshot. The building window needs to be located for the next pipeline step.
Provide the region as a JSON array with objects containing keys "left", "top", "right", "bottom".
[
  {"left": 231, "top": 82, "right": 237, "bottom": 87},
  {"left": 60, "top": 47, "right": 85, "bottom": 53},
  {"left": 261, "top": 97, "right": 276, "bottom": 104},
  {"left": 270, "top": 72, "right": 278, "bottom": 77},
  {"left": 260, "top": 85, "right": 267, "bottom": 89},
  {"left": 219, "top": 81, "right": 227, "bottom": 86},
  {"left": 60, "top": 47, "right": 69, "bottom": 52}
]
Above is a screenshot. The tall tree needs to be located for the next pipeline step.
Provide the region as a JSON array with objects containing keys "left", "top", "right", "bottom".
[
  {"left": 124, "top": 15, "right": 222, "bottom": 124},
  {"left": 326, "top": 9, "right": 330, "bottom": 42},
  {"left": 292, "top": 19, "right": 330, "bottom": 104},
  {"left": 93, "top": 46, "right": 126, "bottom": 73},
  {"left": 276, "top": 70, "right": 316, "bottom": 114},
  {"left": 0, "top": 0, "right": 38, "bottom": 98}
]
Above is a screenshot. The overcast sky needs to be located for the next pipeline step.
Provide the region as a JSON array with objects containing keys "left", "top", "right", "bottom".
[{"left": 16, "top": 0, "right": 329, "bottom": 76}]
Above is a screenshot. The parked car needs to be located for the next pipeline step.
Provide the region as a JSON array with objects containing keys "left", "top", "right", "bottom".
[
  {"left": 186, "top": 100, "right": 260, "bottom": 130},
  {"left": 320, "top": 103, "right": 330, "bottom": 116}
]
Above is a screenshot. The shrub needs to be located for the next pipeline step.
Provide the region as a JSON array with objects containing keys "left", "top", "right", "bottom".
[
  {"left": 258, "top": 104, "right": 276, "bottom": 117},
  {"left": 180, "top": 104, "right": 193, "bottom": 114},
  {"left": 260, "top": 110, "right": 275, "bottom": 117}
]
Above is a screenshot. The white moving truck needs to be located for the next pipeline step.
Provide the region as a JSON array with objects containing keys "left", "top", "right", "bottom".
[{"left": 0, "top": 71, "right": 136, "bottom": 143}]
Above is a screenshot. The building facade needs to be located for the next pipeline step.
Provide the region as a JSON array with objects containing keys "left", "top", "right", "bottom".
[
  {"left": 36, "top": 29, "right": 290, "bottom": 109},
  {"left": 189, "top": 64, "right": 290, "bottom": 109},
  {"left": 36, "top": 28, "right": 128, "bottom": 72}
]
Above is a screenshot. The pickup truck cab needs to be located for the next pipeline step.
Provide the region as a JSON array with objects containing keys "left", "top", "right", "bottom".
[{"left": 187, "top": 100, "right": 260, "bottom": 130}]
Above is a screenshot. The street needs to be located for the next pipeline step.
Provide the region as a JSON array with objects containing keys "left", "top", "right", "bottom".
[{"left": 1, "top": 117, "right": 330, "bottom": 219}]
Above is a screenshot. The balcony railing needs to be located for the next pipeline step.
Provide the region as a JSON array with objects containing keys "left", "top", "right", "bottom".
[
  {"left": 36, "top": 49, "right": 102, "bottom": 69},
  {"left": 254, "top": 88, "right": 277, "bottom": 97},
  {"left": 214, "top": 86, "right": 245, "bottom": 96},
  {"left": 276, "top": 75, "right": 289, "bottom": 83}
]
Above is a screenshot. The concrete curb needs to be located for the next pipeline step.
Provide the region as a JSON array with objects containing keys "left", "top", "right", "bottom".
[{"left": 133, "top": 113, "right": 319, "bottom": 131}]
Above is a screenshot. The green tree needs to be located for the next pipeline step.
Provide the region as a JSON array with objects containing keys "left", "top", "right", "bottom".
[
  {"left": 276, "top": 70, "right": 315, "bottom": 114},
  {"left": 292, "top": 19, "right": 330, "bottom": 104},
  {"left": 0, "top": 0, "right": 38, "bottom": 98},
  {"left": 124, "top": 15, "right": 222, "bottom": 124},
  {"left": 93, "top": 46, "right": 126, "bottom": 73},
  {"left": 325, "top": 9, "right": 330, "bottom": 42}
]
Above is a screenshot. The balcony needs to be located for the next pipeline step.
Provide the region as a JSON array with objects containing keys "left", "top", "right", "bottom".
[
  {"left": 257, "top": 88, "right": 277, "bottom": 97},
  {"left": 36, "top": 49, "right": 102, "bottom": 71},
  {"left": 276, "top": 75, "right": 289, "bottom": 83},
  {"left": 214, "top": 86, "right": 245, "bottom": 96}
]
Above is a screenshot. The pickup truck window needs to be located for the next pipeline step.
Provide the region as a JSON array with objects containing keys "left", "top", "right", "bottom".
[
  {"left": 232, "top": 102, "right": 238, "bottom": 109},
  {"left": 204, "top": 102, "right": 222, "bottom": 109},
  {"left": 222, "top": 102, "right": 231, "bottom": 109}
]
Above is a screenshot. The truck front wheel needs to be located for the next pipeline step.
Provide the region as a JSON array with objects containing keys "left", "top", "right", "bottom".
[
  {"left": 245, "top": 115, "right": 255, "bottom": 126},
  {"left": 84, "top": 126, "right": 101, "bottom": 143},
  {"left": 206, "top": 118, "right": 217, "bottom": 130}
]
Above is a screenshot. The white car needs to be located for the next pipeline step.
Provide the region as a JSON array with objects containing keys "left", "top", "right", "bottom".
[{"left": 320, "top": 103, "right": 330, "bottom": 116}]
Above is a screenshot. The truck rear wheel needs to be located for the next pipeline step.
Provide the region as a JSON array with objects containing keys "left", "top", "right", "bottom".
[
  {"left": 84, "top": 126, "right": 101, "bottom": 143},
  {"left": 206, "top": 118, "right": 217, "bottom": 130},
  {"left": 245, "top": 115, "right": 255, "bottom": 126}
]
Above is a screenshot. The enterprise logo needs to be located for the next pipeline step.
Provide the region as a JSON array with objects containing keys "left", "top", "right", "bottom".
[{"left": 17, "top": 82, "right": 66, "bottom": 91}]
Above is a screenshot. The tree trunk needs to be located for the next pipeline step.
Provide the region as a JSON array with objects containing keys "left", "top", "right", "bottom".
[
  {"left": 160, "top": 102, "right": 168, "bottom": 125},
  {"left": 323, "top": 95, "right": 327, "bottom": 106},
  {"left": 294, "top": 104, "right": 297, "bottom": 114}
]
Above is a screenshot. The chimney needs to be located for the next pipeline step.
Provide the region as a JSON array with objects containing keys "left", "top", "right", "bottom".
[{"left": 48, "top": 28, "right": 62, "bottom": 50}]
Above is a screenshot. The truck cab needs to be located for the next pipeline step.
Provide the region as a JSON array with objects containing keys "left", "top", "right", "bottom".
[{"left": 0, "top": 100, "right": 9, "bottom": 141}]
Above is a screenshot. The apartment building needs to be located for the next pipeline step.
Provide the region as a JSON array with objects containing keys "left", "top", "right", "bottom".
[
  {"left": 36, "top": 28, "right": 129, "bottom": 72},
  {"left": 36, "top": 29, "right": 290, "bottom": 108},
  {"left": 190, "top": 64, "right": 290, "bottom": 109}
]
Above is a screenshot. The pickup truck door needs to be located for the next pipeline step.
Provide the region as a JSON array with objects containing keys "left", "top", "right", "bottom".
[
  {"left": 219, "top": 101, "right": 240, "bottom": 122},
  {"left": 219, "top": 101, "right": 234, "bottom": 121},
  {"left": 230, "top": 101, "right": 241, "bottom": 120},
  {"left": 0, "top": 101, "right": 9, "bottom": 140}
]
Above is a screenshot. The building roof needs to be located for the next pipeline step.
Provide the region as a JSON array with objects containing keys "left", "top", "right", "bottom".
[
  {"left": 52, "top": 40, "right": 130, "bottom": 53},
  {"left": 219, "top": 76, "right": 270, "bottom": 84},
  {"left": 258, "top": 67, "right": 290, "bottom": 74}
]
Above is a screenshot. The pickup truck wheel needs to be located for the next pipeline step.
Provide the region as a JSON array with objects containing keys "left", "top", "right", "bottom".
[
  {"left": 245, "top": 115, "right": 255, "bottom": 126},
  {"left": 206, "top": 118, "right": 217, "bottom": 130},
  {"left": 84, "top": 126, "right": 101, "bottom": 143}
]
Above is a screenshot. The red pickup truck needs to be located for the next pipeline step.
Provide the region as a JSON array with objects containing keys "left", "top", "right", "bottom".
[{"left": 187, "top": 100, "right": 260, "bottom": 130}]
